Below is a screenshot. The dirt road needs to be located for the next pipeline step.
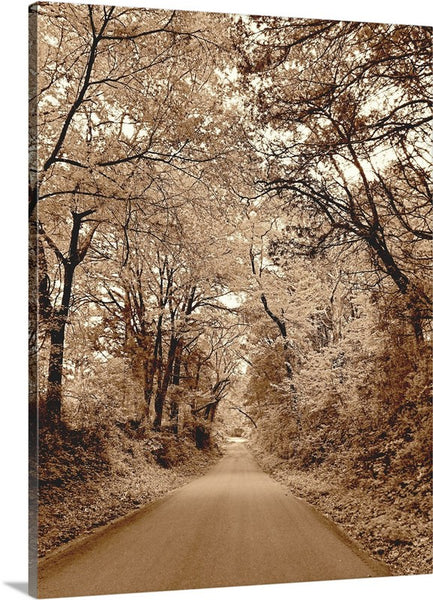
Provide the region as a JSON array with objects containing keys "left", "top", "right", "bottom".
[{"left": 38, "top": 441, "right": 389, "bottom": 597}]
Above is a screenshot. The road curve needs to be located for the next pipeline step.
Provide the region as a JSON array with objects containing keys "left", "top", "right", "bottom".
[{"left": 38, "top": 441, "right": 389, "bottom": 597}]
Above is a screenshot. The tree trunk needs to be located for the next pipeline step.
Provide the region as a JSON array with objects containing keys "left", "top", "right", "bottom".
[
  {"left": 208, "top": 401, "right": 218, "bottom": 422},
  {"left": 143, "top": 316, "right": 163, "bottom": 411},
  {"left": 169, "top": 342, "right": 183, "bottom": 433},
  {"left": 153, "top": 336, "right": 179, "bottom": 430},
  {"left": 260, "top": 292, "right": 301, "bottom": 430},
  {"left": 43, "top": 210, "right": 97, "bottom": 428},
  {"left": 46, "top": 319, "right": 66, "bottom": 424},
  {"left": 29, "top": 184, "right": 38, "bottom": 218},
  {"left": 368, "top": 233, "right": 409, "bottom": 295},
  {"left": 45, "top": 263, "right": 74, "bottom": 425},
  {"left": 172, "top": 344, "right": 182, "bottom": 385},
  {"left": 369, "top": 233, "right": 425, "bottom": 340}
]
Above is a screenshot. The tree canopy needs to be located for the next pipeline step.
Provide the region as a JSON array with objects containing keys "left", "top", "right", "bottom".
[{"left": 31, "top": 8, "right": 431, "bottom": 574}]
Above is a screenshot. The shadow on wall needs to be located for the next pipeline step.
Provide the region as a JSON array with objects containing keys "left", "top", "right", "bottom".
[{"left": 4, "top": 582, "right": 28, "bottom": 596}]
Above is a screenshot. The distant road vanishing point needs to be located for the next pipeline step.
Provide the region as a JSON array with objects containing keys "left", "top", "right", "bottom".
[{"left": 38, "top": 441, "right": 390, "bottom": 597}]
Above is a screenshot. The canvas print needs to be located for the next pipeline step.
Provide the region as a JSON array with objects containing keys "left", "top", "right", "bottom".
[{"left": 29, "top": 2, "right": 432, "bottom": 598}]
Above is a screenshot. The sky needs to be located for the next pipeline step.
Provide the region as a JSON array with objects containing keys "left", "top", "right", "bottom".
[{"left": 0, "top": 2, "right": 431, "bottom": 600}]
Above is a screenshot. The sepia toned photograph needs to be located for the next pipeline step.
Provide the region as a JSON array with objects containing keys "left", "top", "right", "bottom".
[{"left": 29, "top": 1, "right": 432, "bottom": 598}]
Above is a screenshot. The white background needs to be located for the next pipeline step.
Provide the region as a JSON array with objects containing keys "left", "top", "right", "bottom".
[{"left": 0, "top": 1, "right": 431, "bottom": 599}]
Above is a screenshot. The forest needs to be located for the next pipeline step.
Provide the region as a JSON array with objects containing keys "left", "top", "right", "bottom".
[{"left": 29, "top": 3, "right": 432, "bottom": 578}]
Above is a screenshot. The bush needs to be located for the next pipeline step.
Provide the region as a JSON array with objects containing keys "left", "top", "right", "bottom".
[
  {"left": 193, "top": 424, "right": 212, "bottom": 449},
  {"left": 38, "top": 424, "right": 110, "bottom": 488},
  {"left": 150, "top": 432, "right": 194, "bottom": 468}
]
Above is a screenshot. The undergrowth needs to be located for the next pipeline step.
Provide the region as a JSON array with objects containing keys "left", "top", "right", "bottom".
[{"left": 37, "top": 423, "right": 220, "bottom": 558}]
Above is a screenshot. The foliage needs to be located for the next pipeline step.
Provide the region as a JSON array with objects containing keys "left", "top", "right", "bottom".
[{"left": 32, "top": 5, "right": 431, "bottom": 573}]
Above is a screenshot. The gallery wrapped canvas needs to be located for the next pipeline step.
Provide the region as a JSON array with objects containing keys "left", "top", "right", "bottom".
[{"left": 29, "top": 2, "right": 432, "bottom": 598}]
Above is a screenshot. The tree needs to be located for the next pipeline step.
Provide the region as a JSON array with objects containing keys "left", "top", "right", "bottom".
[
  {"left": 237, "top": 18, "right": 432, "bottom": 340},
  {"left": 32, "top": 3, "right": 234, "bottom": 427},
  {"left": 39, "top": 209, "right": 99, "bottom": 424}
]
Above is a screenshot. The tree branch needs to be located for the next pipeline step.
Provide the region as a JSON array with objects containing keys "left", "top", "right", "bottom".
[{"left": 229, "top": 406, "right": 257, "bottom": 428}]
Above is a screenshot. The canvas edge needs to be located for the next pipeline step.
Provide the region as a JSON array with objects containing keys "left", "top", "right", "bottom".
[{"left": 29, "top": 2, "right": 40, "bottom": 598}]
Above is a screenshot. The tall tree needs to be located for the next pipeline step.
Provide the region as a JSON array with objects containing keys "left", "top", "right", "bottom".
[
  {"left": 237, "top": 18, "right": 432, "bottom": 340},
  {"left": 39, "top": 209, "right": 99, "bottom": 424},
  {"left": 32, "top": 3, "right": 233, "bottom": 426}
]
